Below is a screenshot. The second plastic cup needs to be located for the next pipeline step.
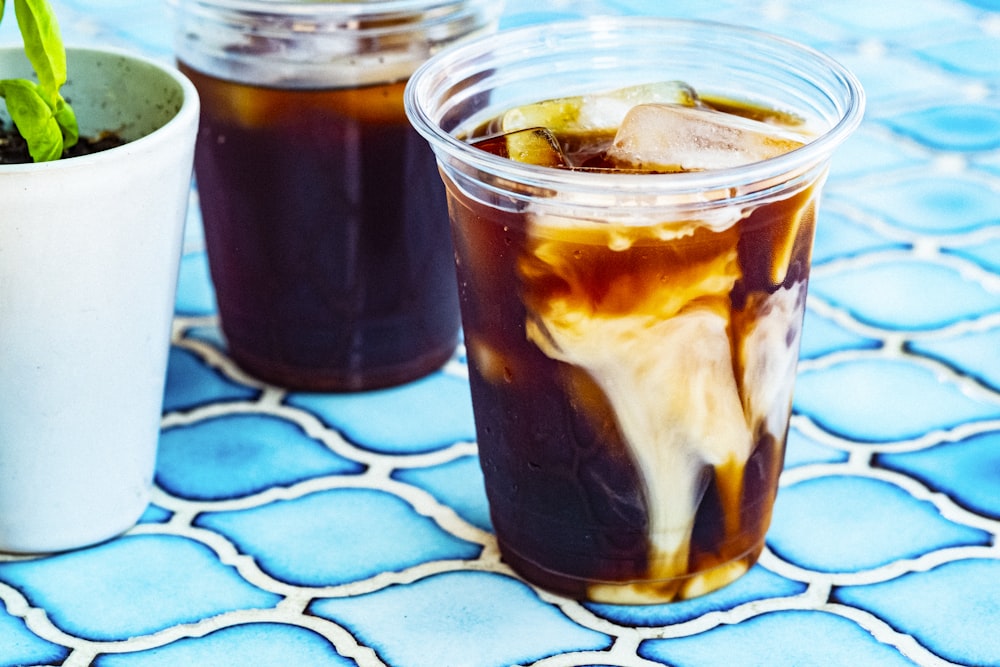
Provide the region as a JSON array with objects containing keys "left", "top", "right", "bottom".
[
  {"left": 173, "top": 0, "right": 501, "bottom": 391},
  {"left": 406, "top": 18, "right": 864, "bottom": 603}
]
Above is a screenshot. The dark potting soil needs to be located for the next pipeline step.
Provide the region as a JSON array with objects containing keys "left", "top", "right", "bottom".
[{"left": 0, "top": 120, "right": 126, "bottom": 164}]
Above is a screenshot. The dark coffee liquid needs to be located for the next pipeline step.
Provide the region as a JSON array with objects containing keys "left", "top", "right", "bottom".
[
  {"left": 448, "top": 97, "right": 818, "bottom": 602},
  {"left": 180, "top": 65, "right": 460, "bottom": 391}
]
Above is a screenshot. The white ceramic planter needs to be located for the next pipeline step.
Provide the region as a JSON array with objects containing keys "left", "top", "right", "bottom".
[{"left": 0, "top": 48, "right": 199, "bottom": 553}]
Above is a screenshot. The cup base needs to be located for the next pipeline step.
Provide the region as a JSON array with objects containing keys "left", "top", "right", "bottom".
[
  {"left": 226, "top": 336, "right": 459, "bottom": 392},
  {"left": 498, "top": 537, "right": 765, "bottom": 604}
]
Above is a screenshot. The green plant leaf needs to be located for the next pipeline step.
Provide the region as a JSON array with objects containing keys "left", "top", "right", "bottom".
[
  {"left": 12, "top": 0, "right": 66, "bottom": 106},
  {"left": 0, "top": 0, "right": 77, "bottom": 161},
  {"left": 52, "top": 92, "right": 77, "bottom": 147},
  {"left": 0, "top": 78, "right": 63, "bottom": 162}
]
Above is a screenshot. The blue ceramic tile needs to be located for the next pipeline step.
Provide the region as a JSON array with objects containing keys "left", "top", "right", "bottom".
[
  {"left": 813, "top": 0, "right": 972, "bottom": 35},
  {"left": 157, "top": 414, "right": 365, "bottom": 500},
  {"left": 795, "top": 358, "right": 1000, "bottom": 441},
  {"left": 768, "top": 475, "right": 991, "bottom": 572},
  {"left": 876, "top": 432, "right": 1000, "bottom": 518},
  {"left": 975, "top": 150, "right": 1000, "bottom": 178},
  {"left": 838, "top": 174, "right": 1000, "bottom": 235},
  {"left": 194, "top": 489, "right": 482, "bottom": 587},
  {"left": 598, "top": 0, "right": 742, "bottom": 19},
  {"left": 0, "top": 600, "right": 69, "bottom": 667},
  {"left": 0, "top": 536, "right": 280, "bottom": 641},
  {"left": 163, "top": 346, "right": 259, "bottom": 412},
  {"left": 944, "top": 237, "right": 1000, "bottom": 274},
  {"left": 175, "top": 251, "right": 217, "bottom": 316},
  {"left": 499, "top": 9, "right": 597, "bottom": 29},
  {"left": 884, "top": 104, "right": 1000, "bottom": 152},
  {"left": 93, "top": 623, "right": 357, "bottom": 667},
  {"left": 917, "top": 37, "right": 1000, "bottom": 77},
  {"left": 59, "top": 0, "right": 175, "bottom": 58},
  {"left": 827, "top": 127, "right": 929, "bottom": 180},
  {"left": 639, "top": 610, "right": 919, "bottom": 667},
  {"left": 183, "top": 323, "right": 229, "bottom": 349},
  {"left": 833, "top": 559, "right": 1000, "bottom": 666},
  {"left": 809, "top": 258, "right": 1000, "bottom": 330},
  {"left": 182, "top": 193, "right": 207, "bottom": 253},
  {"left": 138, "top": 504, "right": 173, "bottom": 525},
  {"left": 783, "top": 426, "right": 851, "bottom": 468},
  {"left": 812, "top": 207, "right": 910, "bottom": 263},
  {"left": 828, "top": 50, "right": 957, "bottom": 110},
  {"left": 392, "top": 455, "right": 493, "bottom": 531},
  {"left": 908, "top": 328, "right": 1000, "bottom": 391},
  {"left": 310, "top": 571, "right": 612, "bottom": 667},
  {"left": 286, "top": 372, "right": 476, "bottom": 454},
  {"left": 799, "top": 310, "right": 882, "bottom": 360}
]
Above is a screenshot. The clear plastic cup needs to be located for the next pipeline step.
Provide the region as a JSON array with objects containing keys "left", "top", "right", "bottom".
[
  {"left": 406, "top": 17, "right": 864, "bottom": 603},
  {"left": 172, "top": 0, "right": 502, "bottom": 391}
]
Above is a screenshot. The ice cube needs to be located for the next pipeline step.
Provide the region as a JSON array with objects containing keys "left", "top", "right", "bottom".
[
  {"left": 472, "top": 127, "right": 568, "bottom": 167},
  {"left": 607, "top": 103, "right": 808, "bottom": 172},
  {"left": 501, "top": 81, "right": 703, "bottom": 135}
]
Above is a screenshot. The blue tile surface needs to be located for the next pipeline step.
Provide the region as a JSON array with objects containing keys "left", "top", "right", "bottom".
[
  {"left": 195, "top": 489, "right": 483, "bottom": 587},
  {"left": 796, "top": 358, "right": 1000, "bottom": 441},
  {"left": 285, "top": 374, "right": 477, "bottom": 454},
  {"left": 93, "top": 623, "right": 358, "bottom": 667},
  {"left": 157, "top": 415, "right": 365, "bottom": 500},
  {"left": 834, "top": 560, "right": 1000, "bottom": 666},
  {"left": 312, "top": 571, "right": 613, "bottom": 667},
  {"left": 640, "top": 610, "right": 922, "bottom": 667},
  {"left": 768, "top": 476, "right": 992, "bottom": 571},
  {"left": 1, "top": 1, "right": 999, "bottom": 666},
  {"left": 885, "top": 104, "right": 1000, "bottom": 152},
  {"left": 0, "top": 535, "right": 282, "bottom": 641}
]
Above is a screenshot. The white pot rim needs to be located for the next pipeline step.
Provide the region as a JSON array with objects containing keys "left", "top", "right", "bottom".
[{"left": 0, "top": 45, "right": 200, "bottom": 173}]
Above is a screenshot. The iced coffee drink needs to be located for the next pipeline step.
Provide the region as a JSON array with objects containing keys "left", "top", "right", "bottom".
[
  {"left": 173, "top": 0, "right": 500, "bottom": 391},
  {"left": 405, "top": 19, "right": 864, "bottom": 603},
  {"left": 461, "top": 83, "right": 814, "bottom": 602},
  {"left": 177, "top": 69, "right": 461, "bottom": 390}
]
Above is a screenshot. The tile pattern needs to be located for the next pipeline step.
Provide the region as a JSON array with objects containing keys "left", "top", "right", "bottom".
[{"left": 2, "top": 0, "right": 1000, "bottom": 665}]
